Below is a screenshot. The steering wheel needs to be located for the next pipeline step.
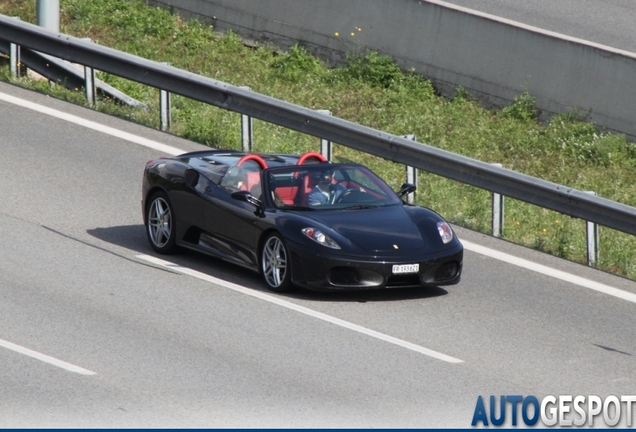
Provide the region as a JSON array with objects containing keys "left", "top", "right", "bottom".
[
  {"left": 335, "top": 188, "right": 372, "bottom": 204},
  {"left": 334, "top": 188, "right": 357, "bottom": 204}
]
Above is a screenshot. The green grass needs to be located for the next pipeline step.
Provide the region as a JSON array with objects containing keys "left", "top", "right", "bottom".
[{"left": 2, "top": 0, "right": 636, "bottom": 279}]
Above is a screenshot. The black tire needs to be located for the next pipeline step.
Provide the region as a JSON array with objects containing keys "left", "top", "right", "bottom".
[
  {"left": 260, "top": 233, "right": 294, "bottom": 292},
  {"left": 145, "top": 191, "right": 177, "bottom": 254}
]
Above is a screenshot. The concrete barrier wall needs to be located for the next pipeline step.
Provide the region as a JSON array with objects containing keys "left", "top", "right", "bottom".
[{"left": 148, "top": 0, "right": 636, "bottom": 139}]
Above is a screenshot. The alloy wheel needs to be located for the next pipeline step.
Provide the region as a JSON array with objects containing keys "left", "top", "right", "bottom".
[
  {"left": 262, "top": 235, "right": 289, "bottom": 290},
  {"left": 148, "top": 196, "right": 172, "bottom": 248}
]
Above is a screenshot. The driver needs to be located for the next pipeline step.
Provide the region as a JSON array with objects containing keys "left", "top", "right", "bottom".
[{"left": 307, "top": 169, "right": 346, "bottom": 206}]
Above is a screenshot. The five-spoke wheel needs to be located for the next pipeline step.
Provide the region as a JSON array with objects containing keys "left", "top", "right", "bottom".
[
  {"left": 146, "top": 191, "right": 177, "bottom": 254},
  {"left": 261, "top": 233, "right": 293, "bottom": 292}
]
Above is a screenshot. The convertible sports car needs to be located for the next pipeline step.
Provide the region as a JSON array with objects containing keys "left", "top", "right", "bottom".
[{"left": 142, "top": 150, "right": 463, "bottom": 292}]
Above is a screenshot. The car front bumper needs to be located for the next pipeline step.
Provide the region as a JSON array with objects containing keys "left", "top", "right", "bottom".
[{"left": 287, "top": 241, "right": 463, "bottom": 291}]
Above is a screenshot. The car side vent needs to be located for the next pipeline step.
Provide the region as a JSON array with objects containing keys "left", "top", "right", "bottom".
[{"left": 185, "top": 169, "right": 199, "bottom": 188}]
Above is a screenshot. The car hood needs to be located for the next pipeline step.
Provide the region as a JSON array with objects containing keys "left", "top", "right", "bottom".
[{"left": 304, "top": 205, "right": 435, "bottom": 252}]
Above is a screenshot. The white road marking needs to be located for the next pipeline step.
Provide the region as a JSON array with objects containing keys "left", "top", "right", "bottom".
[
  {"left": 0, "top": 91, "right": 184, "bottom": 155},
  {"left": 137, "top": 254, "right": 465, "bottom": 364},
  {"left": 3, "top": 89, "right": 636, "bottom": 305},
  {"left": 462, "top": 240, "right": 636, "bottom": 304},
  {"left": 0, "top": 338, "right": 96, "bottom": 375}
]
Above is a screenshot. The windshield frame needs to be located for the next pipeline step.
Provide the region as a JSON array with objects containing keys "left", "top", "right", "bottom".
[{"left": 262, "top": 163, "right": 403, "bottom": 211}]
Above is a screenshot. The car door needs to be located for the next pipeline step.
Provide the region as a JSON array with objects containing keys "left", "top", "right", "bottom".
[{"left": 198, "top": 178, "right": 261, "bottom": 268}]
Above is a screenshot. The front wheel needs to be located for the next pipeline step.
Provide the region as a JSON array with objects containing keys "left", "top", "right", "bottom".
[
  {"left": 261, "top": 233, "right": 294, "bottom": 292},
  {"left": 145, "top": 191, "right": 177, "bottom": 254}
]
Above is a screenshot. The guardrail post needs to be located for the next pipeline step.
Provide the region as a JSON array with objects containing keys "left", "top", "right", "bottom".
[
  {"left": 9, "top": 17, "right": 20, "bottom": 78},
  {"left": 406, "top": 166, "right": 417, "bottom": 204},
  {"left": 584, "top": 191, "right": 599, "bottom": 266},
  {"left": 36, "top": 0, "right": 60, "bottom": 33},
  {"left": 317, "top": 110, "right": 333, "bottom": 160},
  {"left": 403, "top": 135, "right": 417, "bottom": 204},
  {"left": 160, "top": 63, "right": 171, "bottom": 131},
  {"left": 10, "top": 41, "right": 20, "bottom": 78},
  {"left": 82, "top": 38, "right": 95, "bottom": 107},
  {"left": 239, "top": 86, "right": 253, "bottom": 152},
  {"left": 160, "top": 88, "right": 171, "bottom": 131},
  {"left": 491, "top": 163, "right": 504, "bottom": 237},
  {"left": 84, "top": 65, "right": 95, "bottom": 106}
]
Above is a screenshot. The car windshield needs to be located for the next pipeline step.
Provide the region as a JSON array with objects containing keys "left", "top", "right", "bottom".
[{"left": 265, "top": 164, "right": 403, "bottom": 210}]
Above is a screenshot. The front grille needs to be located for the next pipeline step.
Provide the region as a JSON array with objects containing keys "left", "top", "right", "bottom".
[
  {"left": 386, "top": 274, "right": 421, "bottom": 288},
  {"left": 329, "top": 267, "right": 361, "bottom": 285},
  {"left": 435, "top": 262, "right": 459, "bottom": 281}
]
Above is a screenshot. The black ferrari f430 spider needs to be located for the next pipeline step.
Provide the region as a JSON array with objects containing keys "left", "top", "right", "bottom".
[{"left": 142, "top": 150, "right": 463, "bottom": 292}]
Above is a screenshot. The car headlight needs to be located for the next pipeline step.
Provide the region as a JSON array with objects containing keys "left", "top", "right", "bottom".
[
  {"left": 437, "top": 221, "right": 454, "bottom": 244},
  {"left": 302, "top": 227, "right": 341, "bottom": 249}
]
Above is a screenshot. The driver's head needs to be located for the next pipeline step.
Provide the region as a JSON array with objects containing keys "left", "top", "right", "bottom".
[{"left": 319, "top": 170, "right": 333, "bottom": 185}]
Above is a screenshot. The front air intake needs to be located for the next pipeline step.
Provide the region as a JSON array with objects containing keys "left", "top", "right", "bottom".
[
  {"left": 435, "top": 262, "right": 459, "bottom": 281},
  {"left": 329, "top": 267, "right": 361, "bottom": 285}
]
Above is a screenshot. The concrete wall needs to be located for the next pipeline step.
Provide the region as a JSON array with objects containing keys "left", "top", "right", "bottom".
[{"left": 147, "top": 0, "right": 636, "bottom": 139}]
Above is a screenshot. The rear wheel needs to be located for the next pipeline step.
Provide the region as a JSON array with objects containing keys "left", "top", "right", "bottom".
[
  {"left": 146, "top": 191, "right": 177, "bottom": 254},
  {"left": 261, "top": 233, "right": 294, "bottom": 292}
]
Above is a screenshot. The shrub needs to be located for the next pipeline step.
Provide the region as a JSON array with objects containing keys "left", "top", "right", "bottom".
[
  {"left": 270, "top": 44, "right": 325, "bottom": 83},
  {"left": 339, "top": 51, "right": 404, "bottom": 89},
  {"left": 499, "top": 91, "right": 537, "bottom": 121}
]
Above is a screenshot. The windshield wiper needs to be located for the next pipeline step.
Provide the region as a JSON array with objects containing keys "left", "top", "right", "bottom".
[
  {"left": 343, "top": 205, "right": 378, "bottom": 210},
  {"left": 280, "top": 205, "right": 315, "bottom": 211}
]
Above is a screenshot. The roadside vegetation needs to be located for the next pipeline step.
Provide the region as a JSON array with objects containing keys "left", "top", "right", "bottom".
[{"left": 2, "top": 0, "right": 636, "bottom": 279}]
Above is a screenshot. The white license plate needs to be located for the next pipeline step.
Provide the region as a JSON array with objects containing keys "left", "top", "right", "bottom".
[{"left": 392, "top": 264, "right": 419, "bottom": 274}]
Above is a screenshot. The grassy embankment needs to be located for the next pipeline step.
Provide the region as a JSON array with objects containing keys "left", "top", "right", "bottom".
[{"left": 2, "top": 0, "right": 636, "bottom": 279}]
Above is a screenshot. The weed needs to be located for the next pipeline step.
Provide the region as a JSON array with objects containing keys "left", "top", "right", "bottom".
[
  {"left": 337, "top": 51, "right": 404, "bottom": 89},
  {"left": 499, "top": 91, "right": 537, "bottom": 121},
  {"left": 270, "top": 44, "right": 325, "bottom": 83}
]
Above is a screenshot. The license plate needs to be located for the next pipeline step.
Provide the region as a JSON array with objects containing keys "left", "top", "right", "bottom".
[{"left": 392, "top": 264, "right": 419, "bottom": 274}]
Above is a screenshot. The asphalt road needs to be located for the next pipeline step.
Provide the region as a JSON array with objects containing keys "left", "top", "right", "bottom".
[
  {"left": 441, "top": 0, "right": 636, "bottom": 53},
  {"left": 1, "top": 80, "right": 636, "bottom": 427}
]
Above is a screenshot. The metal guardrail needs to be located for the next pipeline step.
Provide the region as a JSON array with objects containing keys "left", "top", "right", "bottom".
[
  {"left": 1, "top": 14, "right": 636, "bottom": 245},
  {"left": 0, "top": 38, "right": 148, "bottom": 108}
]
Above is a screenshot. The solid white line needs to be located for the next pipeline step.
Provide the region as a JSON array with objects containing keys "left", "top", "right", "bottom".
[
  {"left": 0, "top": 338, "right": 96, "bottom": 375},
  {"left": 0, "top": 91, "right": 184, "bottom": 155},
  {"left": 137, "top": 254, "right": 464, "bottom": 364},
  {"left": 462, "top": 240, "right": 636, "bottom": 304}
]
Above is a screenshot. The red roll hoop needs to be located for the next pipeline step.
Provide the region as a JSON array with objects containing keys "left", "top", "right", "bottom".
[
  {"left": 297, "top": 152, "right": 327, "bottom": 165},
  {"left": 236, "top": 154, "right": 268, "bottom": 169}
]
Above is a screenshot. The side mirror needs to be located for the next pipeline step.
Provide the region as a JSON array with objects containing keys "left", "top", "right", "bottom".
[
  {"left": 231, "top": 190, "right": 264, "bottom": 216},
  {"left": 397, "top": 183, "right": 417, "bottom": 199}
]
